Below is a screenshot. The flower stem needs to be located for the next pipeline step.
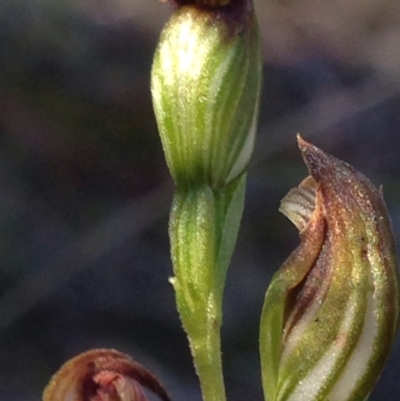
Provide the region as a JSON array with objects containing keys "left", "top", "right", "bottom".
[
  {"left": 190, "top": 322, "right": 226, "bottom": 401},
  {"left": 169, "top": 179, "right": 245, "bottom": 401}
]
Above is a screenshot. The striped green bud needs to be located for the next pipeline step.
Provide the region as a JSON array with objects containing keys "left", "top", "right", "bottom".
[
  {"left": 260, "top": 136, "right": 399, "bottom": 401},
  {"left": 151, "top": 0, "right": 262, "bottom": 189}
]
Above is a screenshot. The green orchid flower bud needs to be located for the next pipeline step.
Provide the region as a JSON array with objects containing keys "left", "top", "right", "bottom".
[
  {"left": 151, "top": 0, "right": 262, "bottom": 189},
  {"left": 152, "top": 2, "right": 261, "bottom": 401},
  {"left": 260, "top": 136, "right": 399, "bottom": 401}
]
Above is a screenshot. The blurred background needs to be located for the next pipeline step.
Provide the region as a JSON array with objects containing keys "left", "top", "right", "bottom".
[{"left": 1, "top": 0, "right": 400, "bottom": 400}]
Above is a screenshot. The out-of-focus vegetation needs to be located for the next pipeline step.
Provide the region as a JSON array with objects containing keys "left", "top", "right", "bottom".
[{"left": 0, "top": 1, "right": 399, "bottom": 400}]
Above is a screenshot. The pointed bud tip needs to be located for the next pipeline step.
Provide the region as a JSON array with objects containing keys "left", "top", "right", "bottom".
[
  {"left": 296, "top": 134, "right": 355, "bottom": 185},
  {"left": 296, "top": 134, "right": 319, "bottom": 165},
  {"left": 296, "top": 134, "right": 332, "bottom": 180}
]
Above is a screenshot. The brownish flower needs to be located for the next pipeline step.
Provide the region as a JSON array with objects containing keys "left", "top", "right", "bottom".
[
  {"left": 43, "top": 349, "right": 171, "bottom": 401},
  {"left": 260, "top": 136, "right": 399, "bottom": 401}
]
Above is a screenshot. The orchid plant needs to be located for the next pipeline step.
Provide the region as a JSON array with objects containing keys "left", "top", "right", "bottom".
[{"left": 42, "top": 1, "right": 399, "bottom": 401}]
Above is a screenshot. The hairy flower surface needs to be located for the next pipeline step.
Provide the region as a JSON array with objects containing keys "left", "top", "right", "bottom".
[{"left": 260, "top": 136, "right": 399, "bottom": 401}]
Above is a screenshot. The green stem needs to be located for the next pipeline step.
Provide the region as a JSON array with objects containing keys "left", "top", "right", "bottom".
[
  {"left": 169, "top": 179, "right": 245, "bottom": 401},
  {"left": 190, "top": 325, "right": 226, "bottom": 401}
]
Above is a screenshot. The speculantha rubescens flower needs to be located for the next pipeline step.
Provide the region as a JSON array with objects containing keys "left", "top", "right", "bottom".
[
  {"left": 43, "top": 349, "right": 171, "bottom": 401},
  {"left": 260, "top": 136, "right": 399, "bottom": 401}
]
